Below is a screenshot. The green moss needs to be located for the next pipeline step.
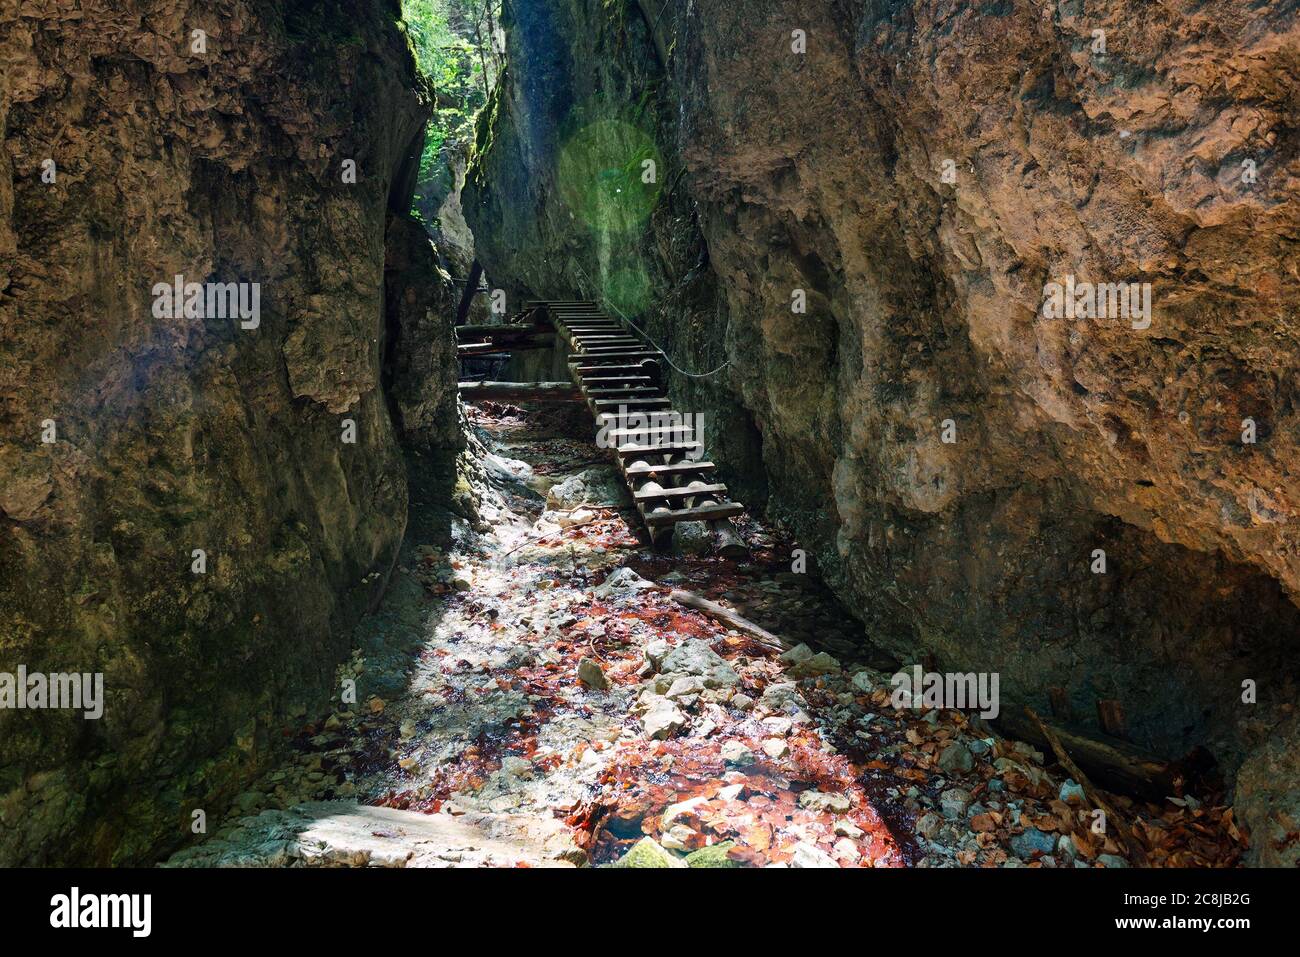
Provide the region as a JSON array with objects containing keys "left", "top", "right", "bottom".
[
  {"left": 612, "top": 837, "right": 687, "bottom": 868},
  {"left": 684, "top": 840, "right": 740, "bottom": 868},
  {"left": 467, "top": 69, "right": 505, "bottom": 189}
]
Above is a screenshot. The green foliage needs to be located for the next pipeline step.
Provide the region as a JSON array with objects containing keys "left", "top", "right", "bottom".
[{"left": 401, "top": 0, "right": 500, "bottom": 222}]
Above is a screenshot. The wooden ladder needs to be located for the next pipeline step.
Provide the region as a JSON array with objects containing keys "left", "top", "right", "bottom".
[{"left": 527, "top": 299, "right": 745, "bottom": 544}]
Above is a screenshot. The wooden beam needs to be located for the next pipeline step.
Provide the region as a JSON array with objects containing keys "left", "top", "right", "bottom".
[
  {"left": 643, "top": 502, "right": 743, "bottom": 525},
  {"left": 581, "top": 376, "right": 653, "bottom": 386},
  {"left": 592, "top": 398, "right": 672, "bottom": 409},
  {"left": 456, "top": 322, "right": 549, "bottom": 336},
  {"left": 616, "top": 441, "right": 703, "bottom": 457},
  {"left": 606, "top": 426, "right": 697, "bottom": 443},
  {"left": 634, "top": 482, "right": 728, "bottom": 502},
  {"left": 709, "top": 519, "right": 751, "bottom": 559},
  {"left": 454, "top": 335, "right": 551, "bottom": 351},
  {"left": 625, "top": 460, "right": 716, "bottom": 477},
  {"left": 574, "top": 362, "right": 660, "bottom": 374},
  {"left": 584, "top": 387, "right": 663, "bottom": 397},
  {"left": 669, "top": 590, "right": 788, "bottom": 650},
  {"left": 1048, "top": 687, "right": 1072, "bottom": 722},
  {"left": 1097, "top": 699, "right": 1128, "bottom": 740},
  {"left": 570, "top": 350, "right": 662, "bottom": 364},
  {"left": 458, "top": 381, "right": 582, "bottom": 402}
]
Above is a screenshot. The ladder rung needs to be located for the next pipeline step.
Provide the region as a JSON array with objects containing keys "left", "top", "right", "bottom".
[
  {"left": 573, "top": 362, "right": 661, "bottom": 373},
  {"left": 625, "top": 460, "right": 716, "bottom": 477},
  {"left": 579, "top": 375, "right": 653, "bottom": 385},
  {"left": 592, "top": 397, "right": 671, "bottom": 408},
  {"left": 584, "top": 387, "right": 663, "bottom": 396},
  {"left": 616, "top": 441, "right": 704, "bottom": 457},
  {"left": 571, "top": 351, "right": 662, "bottom": 364},
  {"left": 634, "top": 482, "right": 728, "bottom": 502},
  {"left": 607, "top": 427, "right": 696, "bottom": 442},
  {"left": 642, "top": 502, "right": 744, "bottom": 526}
]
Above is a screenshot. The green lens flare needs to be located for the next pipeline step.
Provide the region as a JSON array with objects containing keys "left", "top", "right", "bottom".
[
  {"left": 557, "top": 119, "right": 663, "bottom": 236},
  {"left": 605, "top": 264, "right": 651, "bottom": 316}
]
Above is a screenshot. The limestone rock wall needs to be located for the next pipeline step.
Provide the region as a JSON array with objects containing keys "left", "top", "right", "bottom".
[
  {"left": 0, "top": 0, "right": 448, "bottom": 864},
  {"left": 384, "top": 215, "right": 463, "bottom": 449},
  {"left": 464, "top": 0, "right": 1300, "bottom": 863}
]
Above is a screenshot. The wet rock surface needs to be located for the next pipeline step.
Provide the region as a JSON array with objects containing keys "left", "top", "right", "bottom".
[{"left": 166, "top": 401, "right": 1243, "bottom": 868}]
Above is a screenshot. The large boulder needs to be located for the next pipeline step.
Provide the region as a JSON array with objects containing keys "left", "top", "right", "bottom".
[{"left": 660, "top": 639, "right": 740, "bottom": 688}]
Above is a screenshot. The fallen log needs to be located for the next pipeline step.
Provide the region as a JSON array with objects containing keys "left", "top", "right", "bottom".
[
  {"left": 458, "top": 381, "right": 582, "bottom": 402},
  {"left": 669, "top": 589, "right": 789, "bottom": 651},
  {"left": 1026, "top": 708, "right": 1149, "bottom": 866},
  {"left": 994, "top": 709, "right": 1194, "bottom": 802}
]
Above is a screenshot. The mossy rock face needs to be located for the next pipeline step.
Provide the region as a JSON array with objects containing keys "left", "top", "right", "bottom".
[
  {"left": 612, "top": 837, "right": 686, "bottom": 868},
  {"left": 684, "top": 841, "right": 739, "bottom": 868}
]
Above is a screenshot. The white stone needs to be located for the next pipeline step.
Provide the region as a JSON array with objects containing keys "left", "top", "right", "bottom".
[
  {"left": 789, "top": 842, "right": 839, "bottom": 868},
  {"left": 641, "top": 697, "right": 687, "bottom": 740},
  {"left": 833, "top": 838, "right": 860, "bottom": 862},
  {"left": 798, "top": 790, "right": 852, "bottom": 814},
  {"left": 834, "top": 819, "right": 864, "bottom": 839}
]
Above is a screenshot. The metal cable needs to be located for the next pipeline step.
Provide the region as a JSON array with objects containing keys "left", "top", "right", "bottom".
[{"left": 572, "top": 260, "right": 732, "bottom": 379}]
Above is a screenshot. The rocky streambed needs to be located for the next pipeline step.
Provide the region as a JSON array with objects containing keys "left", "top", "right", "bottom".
[{"left": 165, "top": 401, "right": 1243, "bottom": 868}]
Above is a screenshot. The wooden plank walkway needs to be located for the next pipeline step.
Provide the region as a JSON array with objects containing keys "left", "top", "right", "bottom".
[{"left": 527, "top": 299, "right": 745, "bottom": 542}]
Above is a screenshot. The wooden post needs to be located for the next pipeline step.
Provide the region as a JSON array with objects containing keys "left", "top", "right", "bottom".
[
  {"left": 1048, "top": 686, "right": 1072, "bottom": 722},
  {"left": 1097, "top": 699, "right": 1128, "bottom": 740},
  {"left": 455, "top": 260, "right": 483, "bottom": 326},
  {"left": 708, "top": 519, "right": 749, "bottom": 558}
]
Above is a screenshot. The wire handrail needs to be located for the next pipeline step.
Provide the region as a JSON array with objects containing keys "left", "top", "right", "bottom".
[{"left": 572, "top": 260, "right": 731, "bottom": 379}]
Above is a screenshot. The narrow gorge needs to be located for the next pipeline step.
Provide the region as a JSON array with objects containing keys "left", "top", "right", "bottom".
[{"left": 1, "top": 0, "right": 1298, "bottom": 885}]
